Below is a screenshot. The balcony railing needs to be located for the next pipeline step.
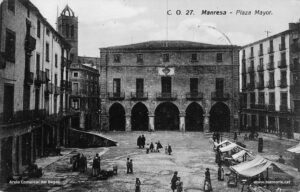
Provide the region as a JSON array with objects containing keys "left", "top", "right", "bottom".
[
  {"left": 156, "top": 92, "right": 177, "bottom": 101},
  {"left": 267, "top": 104, "right": 275, "bottom": 111},
  {"left": 248, "top": 54, "right": 254, "bottom": 59},
  {"left": 278, "top": 60, "right": 287, "bottom": 68},
  {"left": 280, "top": 105, "right": 289, "bottom": 112},
  {"left": 211, "top": 92, "right": 230, "bottom": 101},
  {"left": 24, "top": 71, "right": 34, "bottom": 85},
  {"left": 257, "top": 64, "right": 264, "bottom": 72},
  {"left": 25, "top": 35, "right": 36, "bottom": 53},
  {"left": 45, "top": 83, "right": 53, "bottom": 95},
  {"left": 131, "top": 92, "right": 148, "bottom": 100},
  {"left": 268, "top": 47, "right": 274, "bottom": 54},
  {"left": 0, "top": 109, "right": 46, "bottom": 125},
  {"left": 247, "top": 83, "right": 255, "bottom": 91},
  {"left": 278, "top": 80, "right": 287, "bottom": 88},
  {"left": 256, "top": 82, "right": 265, "bottom": 90},
  {"left": 35, "top": 70, "right": 46, "bottom": 85},
  {"left": 108, "top": 92, "right": 125, "bottom": 100},
  {"left": 267, "top": 62, "right": 274, "bottom": 70},
  {"left": 186, "top": 92, "right": 204, "bottom": 100},
  {"left": 248, "top": 66, "right": 255, "bottom": 73},
  {"left": 279, "top": 44, "right": 286, "bottom": 51},
  {"left": 266, "top": 81, "right": 275, "bottom": 89}
]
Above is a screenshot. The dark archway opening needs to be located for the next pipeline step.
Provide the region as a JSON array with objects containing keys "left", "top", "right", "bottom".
[
  {"left": 185, "top": 102, "right": 204, "bottom": 131},
  {"left": 209, "top": 102, "right": 230, "bottom": 132},
  {"left": 109, "top": 103, "right": 125, "bottom": 131},
  {"left": 131, "top": 102, "right": 149, "bottom": 131},
  {"left": 155, "top": 102, "right": 179, "bottom": 130}
]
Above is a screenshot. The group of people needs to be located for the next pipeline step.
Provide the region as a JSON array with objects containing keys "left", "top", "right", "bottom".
[
  {"left": 72, "top": 153, "right": 87, "bottom": 173},
  {"left": 137, "top": 135, "right": 146, "bottom": 148},
  {"left": 126, "top": 157, "right": 134, "bottom": 174},
  {"left": 92, "top": 153, "right": 101, "bottom": 176},
  {"left": 170, "top": 171, "right": 183, "bottom": 192}
]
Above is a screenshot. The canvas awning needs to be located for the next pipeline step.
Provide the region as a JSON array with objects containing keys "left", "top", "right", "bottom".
[
  {"left": 216, "top": 140, "right": 233, "bottom": 147},
  {"left": 232, "top": 150, "right": 254, "bottom": 160},
  {"left": 220, "top": 143, "right": 238, "bottom": 152},
  {"left": 287, "top": 143, "right": 300, "bottom": 154}
]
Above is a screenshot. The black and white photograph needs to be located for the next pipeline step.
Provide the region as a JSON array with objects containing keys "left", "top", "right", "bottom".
[{"left": 0, "top": 0, "right": 300, "bottom": 191}]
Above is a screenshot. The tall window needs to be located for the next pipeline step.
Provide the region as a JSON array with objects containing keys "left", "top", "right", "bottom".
[
  {"left": 136, "top": 79, "right": 144, "bottom": 94},
  {"left": 269, "top": 39, "right": 273, "bottom": 50},
  {"left": 5, "top": 29, "right": 16, "bottom": 63},
  {"left": 259, "top": 58, "right": 263, "bottom": 66},
  {"left": 36, "top": 53, "right": 40, "bottom": 73},
  {"left": 37, "top": 20, "right": 41, "bottom": 38},
  {"left": 281, "top": 36, "right": 285, "bottom": 49},
  {"left": 281, "top": 70, "right": 287, "bottom": 84},
  {"left": 250, "top": 92, "right": 255, "bottom": 105},
  {"left": 71, "top": 25, "right": 74, "bottom": 37},
  {"left": 191, "top": 54, "right": 198, "bottom": 62},
  {"left": 269, "top": 72, "right": 274, "bottom": 84},
  {"left": 113, "top": 78, "right": 121, "bottom": 94},
  {"left": 259, "top": 43, "right": 263, "bottom": 55},
  {"left": 55, "top": 54, "right": 58, "bottom": 68},
  {"left": 258, "top": 92, "right": 265, "bottom": 104},
  {"left": 137, "top": 54, "right": 143, "bottom": 63},
  {"left": 190, "top": 78, "right": 198, "bottom": 93},
  {"left": 8, "top": 0, "right": 15, "bottom": 12},
  {"left": 54, "top": 74, "right": 57, "bottom": 86},
  {"left": 66, "top": 24, "right": 69, "bottom": 37},
  {"left": 162, "top": 53, "right": 169, "bottom": 62},
  {"left": 250, "top": 47, "right": 254, "bottom": 57},
  {"left": 73, "top": 82, "right": 79, "bottom": 93},
  {"left": 113, "top": 54, "right": 121, "bottom": 63},
  {"left": 280, "top": 92, "right": 287, "bottom": 107},
  {"left": 216, "top": 78, "right": 224, "bottom": 93},
  {"left": 46, "top": 43, "right": 49, "bottom": 62},
  {"left": 269, "top": 55, "right": 274, "bottom": 63},
  {"left": 216, "top": 53, "right": 223, "bottom": 62},
  {"left": 269, "top": 92, "right": 275, "bottom": 105},
  {"left": 161, "top": 77, "right": 171, "bottom": 93}
]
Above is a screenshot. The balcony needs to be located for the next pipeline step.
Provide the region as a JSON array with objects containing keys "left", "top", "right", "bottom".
[
  {"left": 256, "top": 82, "right": 265, "bottom": 90},
  {"left": 279, "top": 44, "right": 286, "bottom": 51},
  {"left": 108, "top": 92, "right": 125, "bottom": 101},
  {"left": 257, "top": 64, "right": 264, "bottom": 72},
  {"left": 278, "top": 80, "right": 287, "bottom": 88},
  {"left": 248, "top": 54, "right": 254, "bottom": 59},
  {"left": 45, "top": 83, "right": 53, "bottom": 95},
  {"left": 0, "top": 109, "right": 46, "bottom": 125},
  {"left": 278, "top": 60, "right": 287, "bottom": 68},
  {"left": 211, "top": 92, "right": 230, "bottom": 101},
  {"left": 268, "top": 47, "right": 274, "bottom": 54},
  {"left": 131, "top": 92, "right": 148, "bottom": 100},
  {"left": 252, "top": 104, "right": 267, "bottom": 110},
  {"left": 247, "top": 83, "right": 255, "bottom": 91},
  {"left": 266, "top": 81, "right": 275, "bottom": 89},
  {"left": 267, "top": 104, "right": 275, "bottom": 111},
  {"left": 24, "top": 71, "right": 34, "bottom": 85},
  {"left": 248, "top": 66, "right": 255, "bottom": 73},
  {"left": 186, "top": 92, "right": 204, "bottom": 100},
  {"left": 291, "top": 43, "right": 300, "bottom": 52},
  {"left": 280, "top": 105, "right": 290, "bottom": 112},
  {"left": 24, "top": 35, "right": 36, "bottom": 53},
  {"left": 156, "top": 92, "right": 177, "bottom": 101},
  {"left": 35, "top": 70, "right": 46, "bottom": 86},
  {"left": 267, "top": 62, "right": 274, "bottom": 70},
  {"left": 54, "top": 86, "right": 61, "bottom": 95},
  {"left": 258, "top": 50, "right": 263, "bottom": 56}
]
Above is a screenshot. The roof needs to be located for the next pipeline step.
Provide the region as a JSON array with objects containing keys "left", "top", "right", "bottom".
[
  {"left": 287, "top": 143, "right": 300, "bottom": 153},
  {"left": 100, "top": 40, "right": 240, "bottom": 51}
]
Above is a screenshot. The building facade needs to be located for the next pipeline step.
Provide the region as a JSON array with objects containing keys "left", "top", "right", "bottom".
[
  {"left": 0, "top": 0, "right": 72, "bottom": 182},
  {"left": 99, "top": 41, "right": 240, "bottom": 132},
  {"left": 240, "top": 21, "right": 300, "bottom": 140},
  {"left": 57, "top": 6, "right": 100, "bottom": 130}
]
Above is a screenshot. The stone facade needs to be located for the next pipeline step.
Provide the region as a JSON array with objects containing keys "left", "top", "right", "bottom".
[
  {"left": 99, "top": 41, "right": 240, "bottom": 132},
  {"left": 0, "top": 0, "right": 72, "bottom": 182},
  {"left": 239, "top": 21, "right": 300, "bottom": 140}
]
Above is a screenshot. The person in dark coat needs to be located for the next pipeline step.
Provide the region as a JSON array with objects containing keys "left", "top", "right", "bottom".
[
  {"left": 149, "top": 142, "right": 154, "bottom": 152},
  {"left": 215, "top": 147, "right": 221, "bottom": 165},
  {"left": 205, "top": 168, "right": 212, "bottom": 188},
  {"left": 92, "top": 153, "right": 100, "bottom": 176},
  {"left": 212, "top": 132, "right": 216, "bottom": 142},
  {"left": 168, "top": 145, "right": 172, "bottom": 155},
  {"left": 135, "top": 178, "right": 141, "bottom": 192},
  {"left": 234, "top": 132, "right": 238, "bottom": 142},
  {"left": 141, "top": 135, "right": 146, "bottom": 148},
  {"left": 137, "top": 136, "right": 142, "bottom": 148},
  {"left": 126, "top": 157, "right": 130, "bottom": 174},
  {"left": 129, "top": 159, "right": 133, "bottom": 173},
  {"left": 216, "top": 132, "right": 220, "bottom": 143},
  {"left": 157, "top": 141, "right": 163, "bottom": 150},
  {"left": 171, "top": 171, "right": 178, "bottom": 192},
  {"left": 218, "top": 165, "right": 224, "bottom": 181}
]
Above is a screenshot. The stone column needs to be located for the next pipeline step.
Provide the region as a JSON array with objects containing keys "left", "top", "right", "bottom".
[
  {"left": 125, "top": 114, "right": 131, "bottom": 131},
  {"left": 148, "top": 115, "right": 155, "bottom": 131},
  {"left": 203, "top": 114, "right": 210, "bottom": 132},
  {"left": 179, "top": 112, "right": 185, "bottom": 132}
]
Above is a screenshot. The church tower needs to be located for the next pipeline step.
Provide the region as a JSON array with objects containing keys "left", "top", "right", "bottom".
[{"left": 57, "top": 5, "right": 78, "bottom": 63}]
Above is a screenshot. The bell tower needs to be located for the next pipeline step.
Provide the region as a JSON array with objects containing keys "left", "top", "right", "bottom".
[{"left": 57, "top": 5, "right": 78, "bottom": 63}]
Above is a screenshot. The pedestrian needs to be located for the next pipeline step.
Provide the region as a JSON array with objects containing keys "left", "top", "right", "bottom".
[
  {"left": 150, "top": 142, "right": 154, "bottom": 152},
  {"left": 218, "top": 165, "right": 224, "bottom": 181},
  {"left": 216, "top": 132, "right": 220, "bottom": 143},
  {"left": 92, "top": 153, "right": 100, "bottom": 176},
  {"left": 141, "top": 135, "right": 146, "bottom": 148},
  {"left": 215, "top": 147, "right": 221, "bottom": 165},
  {"left": 203, "top": 180, "right": 212, "bottom": 192},
  {"left": 126, "top": 157, "right": 130, "bottom": 174},
  {"left": 72, "top": 153, "right": 80, "bottom": 171},
  {"left": 165, "top": 146, "right": 168, "bottom": 154},
  {"left": 205, "top": 168, "right": 212, "bottom": 190},
  {"left": 129, "top": 159, "right": 133, "bottom": 173},
  {"left": 146, "top": 143, "right": 150, "bottom": 154},
  {"left": 171, "top": 171, "right": 178, "bottom": 192},
  {"left": 212, "top": 132, "right": 216, "bottom": 142},
  {"left": 135, "top": 178, "right": 141, "bottom": 192},
  {"left": 137, "top": 135, "right": 142, "bottom": 148},
  {"left": 157, "top": 141, "right": 163, "bottom": 151},
  {"left": 278, "top": 155, "right": 285, "bottom": 164},
  {"left": 234, "top": 132, "right": 237, "bottom": 142},
  {"left": 168, "top": 144, "right": 173, "bottom": 155},
  {"left": 176, "top": 177, "right": 183, "bottom": 192}
]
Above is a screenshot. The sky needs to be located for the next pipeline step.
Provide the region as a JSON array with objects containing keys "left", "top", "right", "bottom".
[{"left": 29, "top": 0, "right": 300, "bottom": 57}]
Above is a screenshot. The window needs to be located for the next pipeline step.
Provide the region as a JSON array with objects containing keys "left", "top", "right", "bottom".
[
  {"left": 45, "top": 69, "right": 50, "bottom": 81},
  {"left": 269, "top": 55, "right": 274, "bottom": 63},
  {"left": 190, "top": 78, "right": 198, "bottom": 93},
  {"left": 46, "top": 43, "right": 49, "bottom": 62},
  {"left": 37, "top": 20, "right": 41, "bottom": 38},
  {"left": 113, "top": 78, "right": 121, "bottom": 93},
  {"left": 36, "top": 53, "right": 40, "bottom": 71},
  {"left": 46, "top": 28, "right": 50, "bottom": 36},
  {"left": 281, "top": 70, "right": 287, "bottom": 84},
  {"left": 259, "top": 44, "right": 263, "bottom": 54},
  {"left": 216, "top": 78, "right": 224, "bottom": 93},
  {"left": 73, "top": 72, "right": 78, "bottom": 77},
  {"left": 137, "top": 54, "right": 143, "bottom": 63},
  {"left": 66, "top": 24, "right": 69, "bottom": 37},
  {"left": 55, "top": 54, "right": 58, "bottom": 68},
  {"left": 54, "top": 74, "right": 57, "bottom": 86},
  {"left": 280, "top": 92, "right": 287, "bottom": 106},
  {"left": 73, "top": 82, "right": 79, "bottom": 93},
  {"left": 281, "top": 36, "right": 285, "bottom": 48},
  {"left": 136, "top": 78, "right": 144, "bottom": 93},
  {"left": 113, "top": 54, "right": 121, "bottom": 63},
  {"left": 242, "top": 50, "right": 245, "bottom": 58},
  {"left": 162, "top": 53, "right": 169, "bottom": 62},
  {"left": 269, "top": 92, "right": 275, "bottom": 105},
  {"left": 258, "top": 92, "right": 265, "bottom": 104},
  {"left": 259, "top": 73, "right": 264, "bottom": 83},
  {"left": 281, "top": 52, "right": 286, "bottom": 61},
  {"left": 191, "top": 54, "right": 198, "bottom": 62},
  {"left": 250, "top": 47, "right": 254, "bottom": 57},
  {"left": 269, "top": 72, "right": 274, "bottom": 83},
  {"left": 250, "top": 92, "right": 255, "bottom": 105},
  {"left": 216, "top": 53, "right": 223, "bottom": 62},
  {"left": 5, "top": 29, "right": 16, "bottom": 62},
  {"left": 161, "top": 77, "right": 171, "bottom": 93},
  {"left": 269, "top": 39, "right": 273, "bottom": 51},
  {"left": 71, "top": 98, "right": 79, "bottom": 110},
  {"left": 71, "top": 25, "right": 74, "bottom": 37},
  {"left": 8, "top": 0, "right": 15, "bottom": 12},
  {"left": 259, "top": 58, "right": 263, "bottom": 65},
  {"left": 27, "top": 8, "right": 30, "bottom": 18}
]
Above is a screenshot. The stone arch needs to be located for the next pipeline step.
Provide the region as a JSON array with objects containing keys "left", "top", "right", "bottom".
[
  {"left": 131, "top": 102, "right": 149, "bottom": 131},
  {"left": 209, "top": 102, "right": 230, "bottom": 132},
  {"left": 109, "top": 102, "right": 125, "bottom": 131},
  {"left": 185, "top": 102, "right": 204, "bottom": 131},
  {"left": 155, "top": 102, "right": 179, "bottom": 130}
]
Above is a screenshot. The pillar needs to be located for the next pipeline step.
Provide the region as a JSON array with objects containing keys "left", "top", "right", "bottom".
[
  {"left": 179, "top": 112, "right": 185, "bottom": 132},
  {"left": 80, "top": 111, "right": 85, "bottom": 129},
  {"left": 125, "top": 114, "right": 131, "bottom": 131},
  {"left": 57, "top": 123, "right": 60, "bottom": 146},
  {"left": 148, "top": 114, "right": 154, "bottom": 131},
  {"left": 203, "top": 114, "right": 210, "bottom": 132},
  {"left": 12, "top": 136, "right": 17, "bottom": 175}
]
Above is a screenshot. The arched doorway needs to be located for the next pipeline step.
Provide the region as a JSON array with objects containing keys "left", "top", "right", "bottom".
[
  {"left": 131, "top": 102, "right": 149, "bottom": 131},
  {"left": 209, "top": 102, "right": 230, "bottom": 132},
  {"left": 155, "top": 102, "right": 179, "bottom": 130},
  {"left": 109, "top": 103, "right": 125, "bottom": 131},
  {"left": 185, "top": 102, "right": 204, "bottom": 131}
]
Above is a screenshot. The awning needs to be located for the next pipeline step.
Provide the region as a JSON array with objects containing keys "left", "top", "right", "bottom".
[
  {"left": 220, "top": 143, "right": 238, "bottom": 152},
  {"left": 232, "top": 150, "right": 254, "bottom": 160},
  {"left": 287, "top": 143, "right": 300, "bottom": 154},
  {"left": 216, "top": 140, "right": 233, "bottom": 147}
]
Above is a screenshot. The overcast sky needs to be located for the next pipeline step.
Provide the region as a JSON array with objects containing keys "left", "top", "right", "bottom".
[{"left": 29, "top": 0, "right": 300, "bottom": 57}]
